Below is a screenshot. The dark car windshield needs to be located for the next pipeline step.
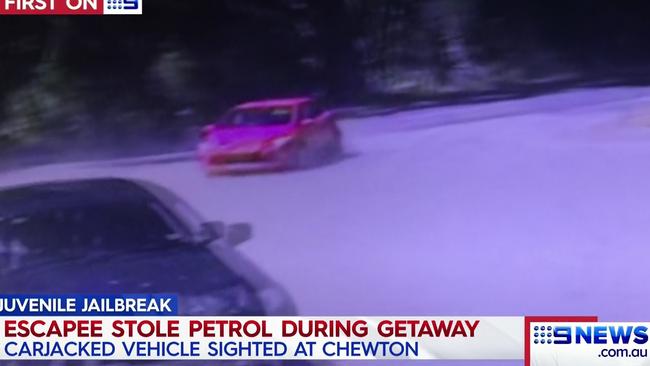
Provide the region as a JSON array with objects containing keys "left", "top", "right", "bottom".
[
  {"left": 0, "top": 200, "right": 186, "bottom": 261},
  {"left": 220, "top": 107, "right": 293, "bottom": 126},
  {"left": 0, "top": 180, "right": 194, "bottom": 264},
  {"left": 0, "top": 181, "right": 254, "bottom": 301}
]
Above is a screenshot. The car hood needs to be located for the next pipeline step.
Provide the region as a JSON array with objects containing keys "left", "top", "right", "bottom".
[{"left": 208, "top": 125, "right": 296, "bottom": 147}]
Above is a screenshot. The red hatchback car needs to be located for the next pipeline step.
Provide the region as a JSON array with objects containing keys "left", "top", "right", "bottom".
[{"left": 198, "top": 97, "right": 342, "bottom": 173}]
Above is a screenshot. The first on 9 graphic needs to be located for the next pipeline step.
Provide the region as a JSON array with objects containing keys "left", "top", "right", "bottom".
[{"left": 0, "top": 0, "right": 141, "bottom": 15}]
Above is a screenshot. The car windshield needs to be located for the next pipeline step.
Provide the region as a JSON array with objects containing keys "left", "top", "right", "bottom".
[
  {"left": 0, "top": 182, "right": 251, "bottom": 300},
  {"left": 0, "top": 200, "right": 186, "bottom": 260},
  {"left": 221, "top": 107, "right": 293, "bottom": 126}
]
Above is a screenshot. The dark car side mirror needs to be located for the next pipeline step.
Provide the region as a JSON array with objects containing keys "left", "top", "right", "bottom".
[
  {"left": 197, "top": 221, "right": 225, "bottom": 244},
  {"left": 197, "top": 221, "right": 252, "bottom": 247},
  {"left": 226, "top": 223, "right": 253, "bottom": 246}
]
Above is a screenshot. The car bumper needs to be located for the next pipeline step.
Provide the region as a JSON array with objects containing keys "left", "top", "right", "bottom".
[{"left": 198, "top": 147, "right": 290, "bottom": 173}]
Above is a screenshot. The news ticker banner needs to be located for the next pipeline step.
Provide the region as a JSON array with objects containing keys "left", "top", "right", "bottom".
[
  {"left": 1, "top": 316, "right": 522, "bottom": 361},
  {"left": 0, "top": 0, "right": 142, "bottom": 15},
  {"left": 0, "top": 296, "right": 648, "bottom": 365}
]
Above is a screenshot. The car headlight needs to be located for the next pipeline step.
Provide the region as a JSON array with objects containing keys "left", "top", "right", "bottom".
[{"left": 266, "top": 136, "right": 294, "bottom": 150}]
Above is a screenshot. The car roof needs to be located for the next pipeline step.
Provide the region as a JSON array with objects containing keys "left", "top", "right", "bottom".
[
  {"left": 235, "top": 97, "right": 312, "bottom": 109},
  {"left": 0, "top": 178, "right": 156, "bottom": 216}
]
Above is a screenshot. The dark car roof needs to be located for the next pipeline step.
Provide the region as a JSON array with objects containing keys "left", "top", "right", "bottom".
[{"left": 0, "top": 178, "right": 156, "bottom": 216}]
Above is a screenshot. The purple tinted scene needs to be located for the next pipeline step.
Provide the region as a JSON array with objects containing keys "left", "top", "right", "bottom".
[{"left": 3, "top": 2, "right": 650, "bottom": 365}]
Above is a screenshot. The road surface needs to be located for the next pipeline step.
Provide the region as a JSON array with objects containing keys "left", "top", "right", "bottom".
[{"left": 2, "top": 87, "right": 650, "bottom": 364}]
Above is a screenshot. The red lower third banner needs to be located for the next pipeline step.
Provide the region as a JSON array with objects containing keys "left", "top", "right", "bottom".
[{"left": 0, "top": 0, "right": 142, "bottom": 15}]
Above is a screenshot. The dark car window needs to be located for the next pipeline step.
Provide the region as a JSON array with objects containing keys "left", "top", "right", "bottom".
[
  {"left": 221, "top": 107, "right": 293, "bottom": 126},
  {"left": 0, "top": 200, "right": 185, "bottom": 263}
]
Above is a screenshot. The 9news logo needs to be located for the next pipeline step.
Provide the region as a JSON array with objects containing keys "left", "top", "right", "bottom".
[
  {"left": 533, "top": 325, "right": 649, "bottom": 345},
  {"left": 106, "top": 0, "right": 137, "bottom": 10},
  {"left": 105, "top": 0, "right": 141, "bottom": 14}
]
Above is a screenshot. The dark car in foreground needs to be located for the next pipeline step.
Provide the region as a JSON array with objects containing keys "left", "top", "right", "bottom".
[{"left": 0, "top": 178, "right": 296, "bottom": 316}]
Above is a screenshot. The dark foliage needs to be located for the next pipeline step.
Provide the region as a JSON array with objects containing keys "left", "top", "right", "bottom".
[{"left": 1, "top": 0, "right": 650, "bottom": 158}]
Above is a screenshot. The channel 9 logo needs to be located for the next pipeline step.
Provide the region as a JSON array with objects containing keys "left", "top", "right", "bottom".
[
  {"left": 106, "top": 0, "right": 137, "bottom": 10},
  {"left": 105, "top": 0, "right": 141, "bottom": 14},
  {"left": 533, "top": 325, "right": 649, "bottom": 345}
]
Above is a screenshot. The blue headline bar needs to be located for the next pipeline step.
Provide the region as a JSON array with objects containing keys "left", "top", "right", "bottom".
[{"left": 0, "top": 294, "right": 178, "bottom": 316}]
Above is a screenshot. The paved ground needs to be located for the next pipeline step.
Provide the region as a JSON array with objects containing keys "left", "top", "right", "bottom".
[{"left": 3, "top": 87, "right": 650, "bottom": 365}]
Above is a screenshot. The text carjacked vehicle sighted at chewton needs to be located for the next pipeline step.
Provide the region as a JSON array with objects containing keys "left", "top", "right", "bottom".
[
  {"left": 0, "top": 178, "right": 296, "bottom": 318},
  {"left": 198, "top": 98, "right": 342, "bottom": 174}
]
